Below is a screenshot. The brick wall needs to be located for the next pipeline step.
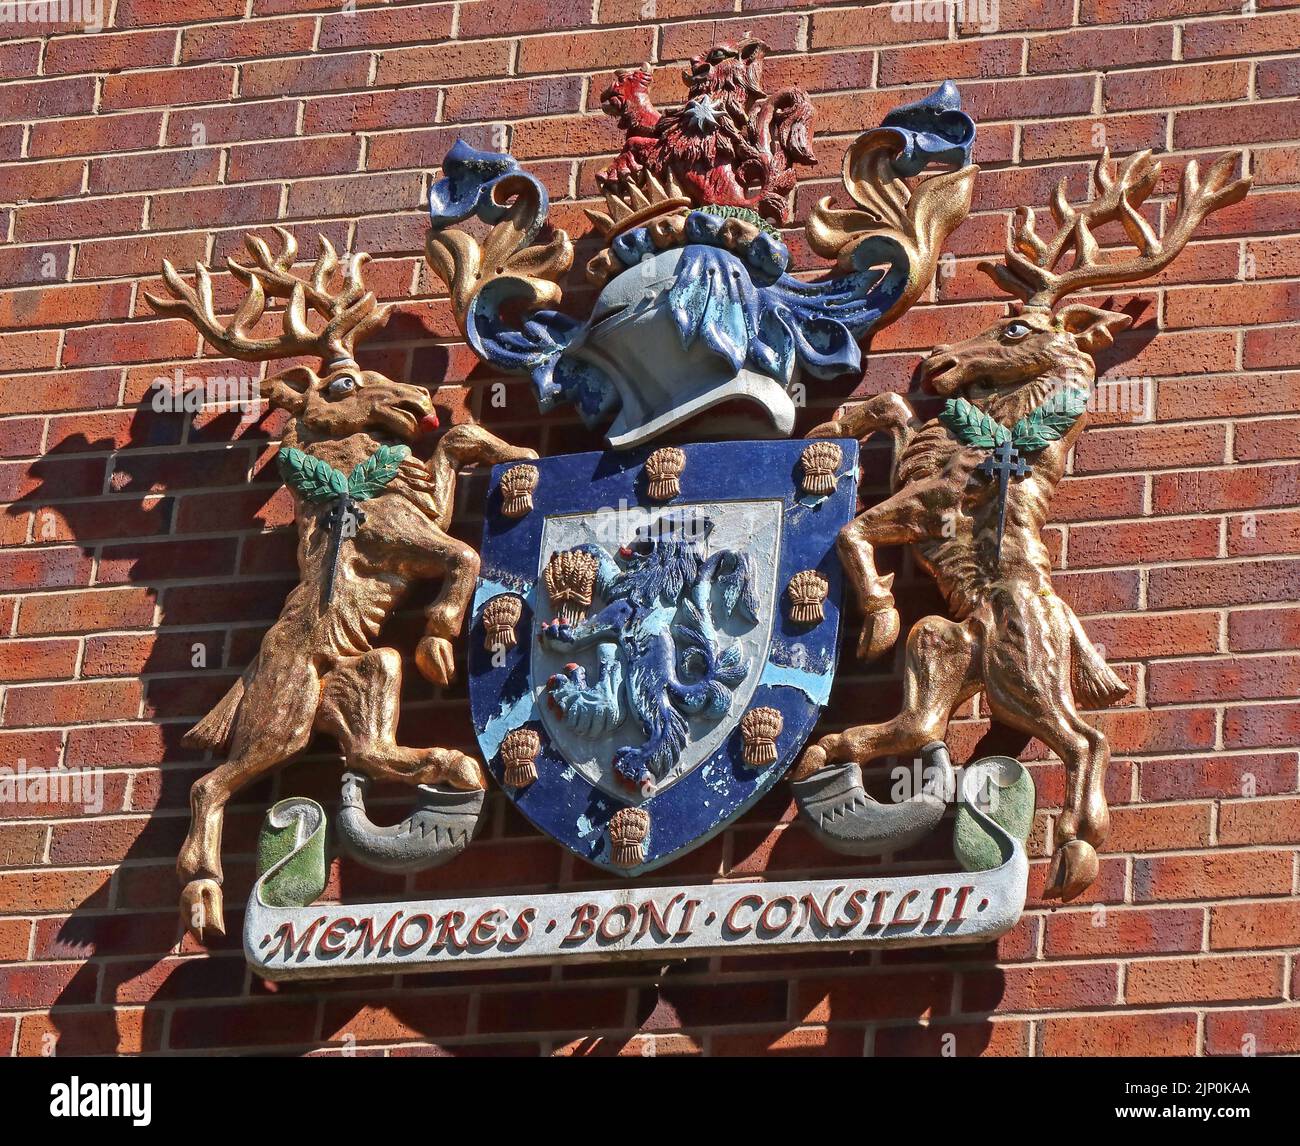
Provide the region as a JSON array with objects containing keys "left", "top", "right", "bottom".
[{"left": 1, "top": 0, "right": 1297, "bottom": 1058}]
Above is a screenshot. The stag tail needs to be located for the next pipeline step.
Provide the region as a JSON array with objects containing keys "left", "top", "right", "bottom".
[
  {"left": 183, "top": 677, "right": 246, "bottom": 750},
  {"left": 1067, "top": 617, "right": 1129, "bottom": 709}
]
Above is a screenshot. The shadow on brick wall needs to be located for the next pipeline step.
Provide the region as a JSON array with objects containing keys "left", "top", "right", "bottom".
[{"left": 11, "top": 363, "right": 1031, "bottom": 1055}]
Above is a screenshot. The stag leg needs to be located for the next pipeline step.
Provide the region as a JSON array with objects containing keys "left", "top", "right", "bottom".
[
  {"left": 177, "top": 657, "right": 319, "bottom": 941},
  {"left": 416, "top": 427, "right": 539, "bottom": 685},
  {"left": 794, "top": 614, "right": 980, "bottom": 778},
  {"left": 837, "top": 479, "right": 955, "bottom": 660},
  {"left": 979, "top": 588, "right": 1110, "bottom": 902},
  {"left": 319, "top": 647, "right": 485, "bottom": 790},
  {"left": 414, "top": 534, "right": 481, "bottom": 687}
]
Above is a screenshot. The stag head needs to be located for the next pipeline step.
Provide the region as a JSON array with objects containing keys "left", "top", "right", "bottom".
[
  {"left": 921, "top": 148, "right": 1251, "bottom": 399},
  {"left": 146, "top": 227, "right": 439, "bottom": 443}
]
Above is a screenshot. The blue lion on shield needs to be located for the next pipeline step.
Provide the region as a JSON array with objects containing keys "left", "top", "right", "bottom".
[{"left": 538, "top": 509, "right": 759, "bottom": 796}]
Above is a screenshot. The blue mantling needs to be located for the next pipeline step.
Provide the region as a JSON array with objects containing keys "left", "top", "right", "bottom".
[{"left": 428, "top": 86, "right": 976, "bottom": 437}]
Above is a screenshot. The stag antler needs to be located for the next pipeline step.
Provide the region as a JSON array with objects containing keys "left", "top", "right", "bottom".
[
  {"left": 145, "top": 226, "right": 389, "bottom": 366},
  {"left": 979, "top": 148, "right": 1251, "bottom": 308}
]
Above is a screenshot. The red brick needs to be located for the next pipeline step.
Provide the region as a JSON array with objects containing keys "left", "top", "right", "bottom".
[
  {"left": 228, "top": 136, "right": 362, "bottom": 183},
  {"left": 1069, "top": 518, "right": 1220, "bottom": 569},
  {"left": 1218, "top": 797, "right": 1300, "bottom": 844},
  {"left": 0, "top": 75, "right": 95, "bottom": 122},
  {"left": 1210, "top": 901, "right": 1300, "bottom": 951},
  {"left": 1140, "top": 752, "right": 1296, "bottom": 801},
  {"left": 321, "top": 997, "right": 471, "bottom": 1044},
  {"left": 1149, "top": 656, "right": 1300, "bottom": 705},
  {"left": 1135, "top": 851, "right": 1295, "bottom": 903},
  {"left": 302, "top": 88, "right": 442, "bottom": 135},
  {"left": 1235, "top": 418, "right": 1300, "bottom": 463},
  {"left": 374, "top": 40, "right": 513, "bottom": 86},
  {"left": 1126, "top": 955, "right": 1284, "bottom": 1005},
  {"left": 44, "top": 28, "right": 177, "bottom": 74},
  {"left": 459, "top": 0, "right": 589, "bottom": 38},
  {"left": 17, "top": 587, "right": 156, "bottom": 635},
  {"left": 1044, "top": 906, "right": 1204, "bottom": 959},
  {"left": 1083, "top": 612, "right": 1220, "bottom": 660},
  {"left": 1149, "top": 559, "right": 1300, "bottom": 611},
  {"left": 443, "top": 76, "right": 584, "bottom": 123},
  {"left": 0, "top": 281, "right": 133, "bottom": 330},
  {"left": 1105, "top": 61, "right": 1249, "bottom": 111},
  {"left": 796, "top": 970, "right": 953, "bottom": 1023},
  {"left": 517, "top": 27, "right": 656, "bottom": 75},
  {"left": 165, "top": 101, "right": 299, "bottom": 147},
  {"left": 1183, "top": 12, "right": 1300, "bottom": 60},
  {"left": 169, "top": 1001, "right": 322, "bottom": 1050},
  {"left": 1206, "top": 1007, "right": 1300, "bottom": 1056},
  {"left": 1228, "top": 606, "right": 1300, "bottom": 652},
  {"left": 240, "top": 52, "right": 372, "bottom": 99},
  {"left": 1073, "top": 423, "right": 1226, "bottom": 474},
  {"left": 964, "top": 962, "right": 1119, "bottom": 1013},
  {"left": 1040, "top": 1011, "right": 1198, "bottom": 1056},
  {"left": 116, "top": 0, "right": 246, "bottom": 24},
  {"left": 476, "top": 987, "right": 629, "bottom": 1034},
  {"left": 0, "top": 159, "right": 85, "bottom": 204},
  {"left": 5, "top": 680, "right": 142, "bottom": 726},
  {"left": 181, "top": 15, "right": 316, "bottom": 61},
  {"left": 1028, "top": 25, "right": 1173, "bottom": 73},
  {"left": 101, "top": 65, "right": 235, "bottom": 112},
  {"left": 88, "top": 148, "right": 222, "bottom": 194},
  {"left": 148, "top": 183, "right": 281, "bottom": 232},
  {"left": 1175, "top": 102, "right": 1298, "bottom": 150},
  {"left": 15, "top": 196, "right": 144, "bottom": 241},
  {"left": 0, "top": 637, "right": 80, "bottom": 682},
  {"left": 1106, "top": 802, "right": 1213, "bottom": 852}
]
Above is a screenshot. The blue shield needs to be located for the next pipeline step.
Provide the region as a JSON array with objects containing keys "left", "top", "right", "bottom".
[{"left": 468, "top": 438, "right": 858, "bottom": 874}]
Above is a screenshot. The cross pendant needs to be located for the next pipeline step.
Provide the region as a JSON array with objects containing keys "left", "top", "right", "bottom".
[
  {"left": 976, "top": 437, "right": 1030, "bottom": 565},
  {"left": 321, "top": 492, "right": 365, "bottom": 608}
]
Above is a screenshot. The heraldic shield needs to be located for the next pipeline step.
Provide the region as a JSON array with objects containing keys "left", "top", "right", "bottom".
[{"left": 468, "top": 438, "right": 858, "bottom": 874}]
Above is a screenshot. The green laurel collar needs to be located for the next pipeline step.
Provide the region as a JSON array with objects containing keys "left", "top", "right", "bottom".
[
  {"left": 276, "top": 442, "right": 411, "bottom": 504},
  {"left": 940, "top": 388, "right": 1088, "bottom": 453}
]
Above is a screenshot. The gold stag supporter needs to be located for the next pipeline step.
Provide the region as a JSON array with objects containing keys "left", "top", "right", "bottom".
[
  {"left": 795, "top": 150, "right": 1250, "bottom": 901},
  {"left": 146, "top": 227, "right": 536, "bottom": 940}
]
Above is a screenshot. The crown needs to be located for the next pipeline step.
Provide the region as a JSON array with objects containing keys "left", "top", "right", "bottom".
[
  {"left": 799, "top": 441, "right": 843, "bottom": 496},
  {"left": 500, "top": 728, "right": 541, "bottom": 789},
  {"left": 585, "top": 168, "right": 693, "bottom": 243},
  {"left": 786, "top": 569, "right": 828, "bottom": 625},
  {"left": 609, "top": 806, "right": 650, "bottom": 868},
  {"left": 543, "top": 548, "right": 598, "bottom": 625},
  {"left": 644, "top": 446, "right": 686, "bottom": 501},
  {"left": 482, "top": 594, "right": 523, "bottom": 651},
  {"left": 740, "top": 706, "right": 784, "bottom": 767},
  {"left": 498, "top": 464, "right": 538, "bottom": 518}
]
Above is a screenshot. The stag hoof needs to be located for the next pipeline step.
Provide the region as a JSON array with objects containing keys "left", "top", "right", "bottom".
[
  {"left": 428, "top": 751, "right": 486, "bottom": 792},
  {"left": 1043, "top": 839, "right": 1100, "bottom": 902},
  {"left": 180, "top": 878, "right": 225, "bottom": 943},
  {"left": 416, "top": 635, "right": 456, "bottom": 686},
  {"left": 857, "top": 606, "right": 900, "bottom": 661}
]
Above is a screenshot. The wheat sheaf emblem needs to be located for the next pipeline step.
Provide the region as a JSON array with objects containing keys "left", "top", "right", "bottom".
[{"left": 543, "top": 548, "right": 599, "bottom": 625}]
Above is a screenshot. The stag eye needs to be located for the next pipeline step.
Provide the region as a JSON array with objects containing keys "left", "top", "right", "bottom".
[
  {"left": 1002, "top": 321, "right": 1033, "bottom": 341},
  {"left": 326, "top": 375, "right": 357, "bottom": 397},
  {"left": 709, "top": 49, "right": 729, "bottom": 62}
]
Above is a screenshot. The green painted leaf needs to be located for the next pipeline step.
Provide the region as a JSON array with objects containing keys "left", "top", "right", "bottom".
[
  {"left": 347, "top": 443, "right": 411, "bottom": 501},
  {"left": 939, "top": 396, "right": 1010, "bottom": 449},
  {"left": 1011, "top": 386, "right": 1088, "bottom": 452},
  {"left": 277, "top": 446, "right": 348, "bottom": 503}
]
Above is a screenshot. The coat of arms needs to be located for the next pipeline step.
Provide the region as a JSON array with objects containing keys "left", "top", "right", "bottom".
[{"left": 147, "top": 40, "right": 1249, "bottom": 975}]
